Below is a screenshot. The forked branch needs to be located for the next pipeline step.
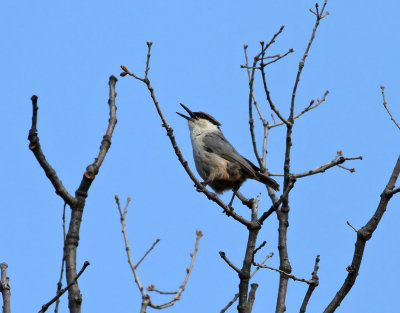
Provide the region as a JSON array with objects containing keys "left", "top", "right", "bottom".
[{"left": 115, "top": 195, "right": 202, "bottom": 312}]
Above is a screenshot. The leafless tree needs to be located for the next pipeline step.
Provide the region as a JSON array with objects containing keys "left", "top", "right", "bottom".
[
  {"left": 2, "top": 1, "right": 399, "bottom": 313},
  {"left": 119, "top": 1, "right": 400, "bottom": 312}
]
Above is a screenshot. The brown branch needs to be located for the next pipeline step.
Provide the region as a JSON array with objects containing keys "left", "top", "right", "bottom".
[
  {"left": 324, "top": 155, "right": 400, "bottom": 313},
  {"left": 64, "top": 76, "right": 118, "bottom": 313},
  {"left": 290, "top": 0, "right": 328, "bottom": 121},
  {"left": 54, "top": 202, "right": 67, "bottom": 313},
  {"left": 258, "top": 176, "right": 296, "bottom": 224},
  {"left": 219, "top": 252, "right": 241, "bottom": 274},
  {"left": 28, "top": 96, "right": 76, "bottom": 206},
  {"left": 260, "top": 66, "right": 289, "bottom": 125},
  {"left": 0, "top": 262, "right": 11, "bottom": 313},
  {"left": 261, "top": 48, "right": 294, "bottom": 67},
  {"left": 38, "top": 261, "right": 90, "bottom": 313},
  {"left": 294, "top": 154, "right": 362, "bottom": 178},
  {"left": 346, "top": 221, "right": 358, "bottom": 233},
  {"left": 269, "top": 90, "right": 329, "bottom": 129},
  {"left": 121, "top": 44, "right": 252, "bottom": 228},
  {"left": 388, "top": 186, "right": 400, "bottom": 195},
  {"left": 147, "top": 285, "right": 176, "bottom": 295},
  {"left": 381, "top": 86, "right": 400, "bottom": 130},
  {"left": 247, "top": 283, "right": 259, "bottom": 312},
  {"left": 252, "top": 261, "right": 312, "bottom": 284},
  {"left": 237, "top": 196, "right": 261, "bottom": 313},
  {"left": 115, "top": 196, "right": 202, "bottom": 310},
  {"left": 29, "top": 76, "right": 118, "bottom": 313},
  {"left": 244, "top": 44, "right": 263, "bottom": 167},
  {"left": 220, "top": 252, "right": 273, "bottom": 313},
  {"left": 299, "top": 255, "right": 321, "bottom": 313},
  {"left": 275, "top": 4, "right": 328, "bottom": 310},
  {"left": 135, "top": 238, "right": 161, "bottom": 269}
]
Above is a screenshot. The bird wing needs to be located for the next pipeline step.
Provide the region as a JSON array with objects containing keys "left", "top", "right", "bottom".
[{"left": 202, "top": 132, "right": 257, "bottom": 177}]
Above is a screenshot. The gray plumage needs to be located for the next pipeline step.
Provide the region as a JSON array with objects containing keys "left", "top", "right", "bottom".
[{"left": 177, "top": 104, "right": 280, "bottom": 194}]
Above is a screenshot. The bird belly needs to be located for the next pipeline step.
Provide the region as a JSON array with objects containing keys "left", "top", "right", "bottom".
[{"left": 192, "top": 147, "right": 245, "bottom": 193}]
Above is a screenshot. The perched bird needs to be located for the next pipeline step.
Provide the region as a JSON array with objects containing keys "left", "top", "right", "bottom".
[{"left": 177, "top": 104, "right": 280, "bottom": 197}]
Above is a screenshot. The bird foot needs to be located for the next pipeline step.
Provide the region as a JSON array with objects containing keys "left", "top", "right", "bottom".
[{"left": 196, "top": 181, "right": 208, "bottom": 192}]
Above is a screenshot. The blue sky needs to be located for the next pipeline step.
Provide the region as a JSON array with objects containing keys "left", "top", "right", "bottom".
[{"left": 1, "top": 1, "right": 400, "bottom": 312}]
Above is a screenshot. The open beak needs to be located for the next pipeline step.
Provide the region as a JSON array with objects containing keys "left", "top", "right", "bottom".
[{"left": 177, "top": 103, "right": 197, "bottom": 121}]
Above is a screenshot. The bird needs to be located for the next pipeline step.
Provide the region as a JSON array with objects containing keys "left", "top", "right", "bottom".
[{"left": 177, "top": 103, "right": 280, "bottom": 199}]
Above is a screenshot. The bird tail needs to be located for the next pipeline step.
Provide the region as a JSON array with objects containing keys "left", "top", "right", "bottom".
[{"left": 256, "top": 173, "right": 280, "bottom": 191}]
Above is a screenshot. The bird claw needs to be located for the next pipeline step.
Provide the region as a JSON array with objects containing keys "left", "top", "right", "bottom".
[{"left": 195, "top": 181, "right": 207, "bottom": 192}]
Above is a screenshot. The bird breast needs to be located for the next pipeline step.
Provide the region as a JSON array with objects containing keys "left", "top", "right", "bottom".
[{"left": 189, "top": 130, "right": 229, "bottom": 182}]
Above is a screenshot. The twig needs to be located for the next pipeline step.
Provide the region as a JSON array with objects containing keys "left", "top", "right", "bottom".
[
  {"left": 147, "top": 285, "right": 176, "bottom": 295},
  {"left": 381, "top": 86, "right": 400, "bottom": 130},
  {"left": 27, "top": 96, "right": 76, "bottom": 206},
  {"left": 299, "top": 255, "right": 321, "bottom": 313},
  {"left": 294, "top": 154, "right": 362, "bottom": 178},
  {"left": 388, "top": 186, "right": 400, "bottom": 195},
  {"left": 121, "top": 44, "right": 252, "bottom": 228},
  {"left": 135, "top": 239, "right": 161, "bottom": 269},
  {"left": 0, "top": 262, "right": 11, "bottom": 313},
  {"left": 219, "top": 252, "right": 241, "bottom": 274},
  {"left": 324, "top": 155, "right": 400, "bottom": 312},
  {"left": 244, "top": 44, "right": 263, "bottom": 167},
  {"left": 261, "top": 48, "right": 294, "bottom": 67},
  {"left": 220, "top": 294, "right": 239, "bottom": 313},
  {"left": 290, "top": 0, "right": 329, "bottom": 121},
  {"left": 269, "top": 90, "right": 329, "bottom": 129},
  {"left": 258, "top": 177, "right": 296, "bottom": 224},
  {"left": 115, "top": 195, "right": 203, "bottom": 310},
  {"left": 54, "top": 202, "right": 67, "bottom": 313},
  {"left": 346, "top": 221, "right": 358, "bottom": 233},
  {"left": 252, "top": 261, "right": 313, "bottom": 285},
  {"left": 260, "top": 67, "right": 289, "bottom": 125},
  {"left": 38, "top": 261, "right": 90, "bottom": 313},
  {"left": 220, "top": 252, "right": 273, "bottom": 313}
]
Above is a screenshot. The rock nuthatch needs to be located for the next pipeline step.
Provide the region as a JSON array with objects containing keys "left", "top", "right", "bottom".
[{"left": 177, "top": 104, "right": 280, "bottom": 197}]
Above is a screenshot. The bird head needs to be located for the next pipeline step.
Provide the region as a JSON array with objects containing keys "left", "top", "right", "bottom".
[{"left": 177, "top": 104, "right": 221, "bottom": 131}]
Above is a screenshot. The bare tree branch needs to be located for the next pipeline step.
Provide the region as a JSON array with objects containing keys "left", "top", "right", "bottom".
[
  {"left": 27, "top": 96, "right": 76, "bottom": 207},
  {"left": 299, "top": 255, "right": 320, "bottom": 313},
  {"left": 346, "top": 221, "right": 358, "bottom": 233},
  {"left": 324, "top": 155, "right": 400, "bottom": 313},
  {"left": 381, "top": 86, "right": 400, "bottom": 130},
  {"left": 237, "top": 195, "right": 262, "bottom": 313},
  {"left": 275, "top": 3, "right": 329, "bottom": 312},
  {"left": 147, "top": 285, "right": 176, "bottom": 295},
  {"left": 29, "top": 76, "right": 118, "bottom": 313},
  {"left": 38, "top": 261, "right": 90, "bottom": 313},
  {"left": 293, "top": 153, "right": 362, "bottom": 178},
  {"left": 115, "top": 195, "right": 202, "bottom": 311},
  {"left": 121, "top": 44, "right": 252, "bottom": 228},
  {"left": 54, "top": 202, "right": 67, "bottom": 313},
  {"left": 269, "top": 90, "right": 329, "bottom": 129},
  {"left": 219, "top": 252, "right": 242, "bottom": 274},
  {"left": 290, "top": 0, "right": 329, "bottom": 121},
  {"left": 135, "top": 238, "right": 161, "bottom": 269},
  {"left": 244, "top": 44, "right": 263, "bottom": 167},
  {"left": 0, "top": 262, "right": 11, "bottom": 313},
  {"left": 258, "top": 177, "right": 296, "bottom": 224},
  {"left": 247, "top": 283, "right": 259, "bottom": 312},
  {"left": 220, "top": 253, "right": 273, "bottom": 313}
]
